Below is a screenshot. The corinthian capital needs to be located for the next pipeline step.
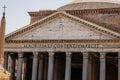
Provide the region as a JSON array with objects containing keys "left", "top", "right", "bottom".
[
  {"left": 66, "top": 52, "right": 72, "bottom": 57},
  {"left": 100, "top": 52, "right": 106, "bottom": 59},
  {"left": 33, "top": 51, "right": 39, "bottom": 58},
  {"left": 48, "top": 52, "right": 54, "bottom": 57},
  {"left": 82, "top": 52, "right": 88, "bottom": 59},
  {"left": 18, "top": 52, "right": 23, "bottom": 58}
]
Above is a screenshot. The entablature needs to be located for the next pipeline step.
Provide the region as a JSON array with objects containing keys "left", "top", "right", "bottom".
[{"left": 5, "top": 40, "right": 120, "bottom": 53}]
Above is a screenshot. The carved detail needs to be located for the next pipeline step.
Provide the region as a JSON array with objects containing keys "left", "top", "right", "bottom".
[
  {"left": 5, "top": 39, "right": 120, "bottom": 43},
  {"left": 66, "top": 52, "right": 72, "bottom": 57},
  {"left": 33, "top": 51, "right": 39, "bottom": 58},
  {"left": 83, "top": 52, "right": 88, "bottom": 58},
  {"left": 100, "top": 52, "right": 106, "bottom": 59},
  {"left": 18, "top": 52, "right": 23, "bottom": 58},
  {"left": 48, "top": 52, "right": 54, "bottom": 57}
]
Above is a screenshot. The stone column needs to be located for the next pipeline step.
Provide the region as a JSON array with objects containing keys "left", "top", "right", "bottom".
[
  {"left": 16, "top": 53, "right": 23, "bottom": 80},
  {"left": 4, "top": 52, "right": 8, "bottom": 70},
  {"left": 118, "top": 52, "right": 120, "bottom": 80},
  {"left": 47, "top": 52, "right": 54, "bottom": 80},
  {"left": 38, "top": 54, "right": 43, "bottom": 80},
  {"left": 65, "top": 52, "right": 72, "bottom": 80},
  {"left": 23, "top": 58, "right": 27, "bottom": 80},
  {"left": 32, "top": 51, "right": 39, "bottom": 80},
  {"left": 100, "top": 52, "right": 106, "bottom": 80},
  {"left": 10, "top": 53, "right": 15, "bottom": 80},
  {"left": 82, "top": 52, "right": 88, "bottom": 80}
]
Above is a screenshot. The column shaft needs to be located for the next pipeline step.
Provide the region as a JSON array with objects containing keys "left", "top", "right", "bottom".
[
  {"left": 23, "top": 58, "right": 27, "bottom": 80},
  {"left": 10, "top": 53, "right": 15, "bottom": 80},
  {"left": 16, "top": 53, "right": 23, "bottom": 80},
  {"left": 32, "top": 52, "right": 39, "bottom": 80},
  {"left": 82, "top": 52, "right": 88, "bottom": 80},
  {"left": 4, "top": 52, "right": 8, "bottom": 70},
  {"left": 38, "top": 55, "right": 43, "bottom": 80},
  {"left": 100, "top": 53, "right": 106, "bottom": 80},
  {"left": 47, "top": 52, "right": 54, "bottom": 80},
  {"left": 65, "top": 52, "right": 71, "bottom": 80}
]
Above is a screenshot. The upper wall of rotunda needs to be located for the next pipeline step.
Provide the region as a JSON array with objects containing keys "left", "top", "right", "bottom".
[{"left": 58, "top": 0, "right": 120, "bottom": 10}]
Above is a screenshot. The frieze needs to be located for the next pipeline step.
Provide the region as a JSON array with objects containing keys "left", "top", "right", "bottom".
[
  {"left": 5, "top": 42, "right": 120, "bottom": 52},
  {"left": 22, "top": 43, "right": 99, "bottom": 49},
  {"left": 5, "top": 39, "right": 120, "bottom": 52}
]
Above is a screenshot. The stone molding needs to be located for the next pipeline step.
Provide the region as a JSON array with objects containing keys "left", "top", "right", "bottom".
[{"left": 5, "top": 39, "right": 120, "bottom": 43}]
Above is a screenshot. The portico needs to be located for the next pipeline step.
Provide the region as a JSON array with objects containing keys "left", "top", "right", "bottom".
[
  {"left": 4, "top": 40, "right": 120, "bottom": 80},
  {"left": 4, "top": 0, "right": 120, "bottom": 80}
]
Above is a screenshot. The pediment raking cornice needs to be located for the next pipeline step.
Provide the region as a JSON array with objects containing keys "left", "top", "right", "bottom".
[{"left": 5, "top": 11, "right": 120, "bottom": 40}]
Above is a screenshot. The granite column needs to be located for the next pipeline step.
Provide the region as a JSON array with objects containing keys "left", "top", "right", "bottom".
[
  {"left": 47, "top": 52, "right": 54, "bottom": 80},
  {"left": 16, "top": 53, "right": 23, "bottom": 80},
  {"left": 65, "top": 52, "right": 72, "bottom": 80},
  {"left": 32, "top": 51, "right": 39, "bottom": 80}
]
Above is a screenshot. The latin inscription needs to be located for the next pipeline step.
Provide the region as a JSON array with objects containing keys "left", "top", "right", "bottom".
[{"left": 23, "top": 44, "right": 100, "bottom": 49}]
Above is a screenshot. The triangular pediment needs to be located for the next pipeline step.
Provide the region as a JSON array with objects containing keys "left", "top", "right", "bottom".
[{"left": 6, "top": 12, "right": 120, "bottom": 41}]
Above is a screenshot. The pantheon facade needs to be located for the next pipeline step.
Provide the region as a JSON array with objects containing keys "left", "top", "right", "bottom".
[{"left": 4, "top": 0, "right": 120, "bottom": 80}]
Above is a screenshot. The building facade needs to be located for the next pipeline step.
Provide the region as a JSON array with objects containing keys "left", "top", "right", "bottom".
[{"left": 4, "top": 0, "right": 120, "bottom": 80}]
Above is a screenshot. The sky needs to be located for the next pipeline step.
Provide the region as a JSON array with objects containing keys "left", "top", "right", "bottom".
[
  {"left": 0, "top": 0, "right": 73, "bottom": 34},
  {"left": 1, "top": 0, "right": 120, "bottom": 34}
]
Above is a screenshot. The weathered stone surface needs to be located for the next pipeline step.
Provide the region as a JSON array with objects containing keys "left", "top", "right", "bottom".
[
  {"left": 58, "top": 0, "right": 120, "bottom": 10},
  {"left": 12, "top": 16, "right": 113, "bottom": 40}
]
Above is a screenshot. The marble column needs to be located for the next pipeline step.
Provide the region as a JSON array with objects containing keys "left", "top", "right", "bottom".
[
  {"left": 118, "top": 52, "right": 120, "bottom": 80},
  {"left": 82, "top": 52, "right": 88, "bottom": 80},
  {"left": 38, "top": 54, "right": 43, "bottom": 80},
  {"left": 65, "top": 52, "right": 72, "bottom": 80},
  {"left": 100, "top": 52, "right": 106, "bottom": 80},
  {"left": 47, "top": 52, "right": 54, "bottom": 80},
  {"left": 16, "top": 53, "right": 23, "bottom": 80},
  {"left": 32, "top": 51, "right": 39, "bottom": 80},
  {"left": 23, "top": 58, "right": 27, "bottom": 80},
  {"left": 4, "top": 52, "right": 8, "bottom": 70},
  {"left": 10, "top": 53, "right": 15, "bottom": 80}
]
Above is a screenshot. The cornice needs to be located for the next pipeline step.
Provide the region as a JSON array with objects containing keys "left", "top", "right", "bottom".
[
  {"left": 28, "top": 10, "right": 57, "bottom": 16},
  {"left": 28, "top": 8, "right": 120, "bottom": 16},
  {"left": 5, "top": 12, "right": 61, "bottom": 40},
  {"left": 5, "top": 39, "right": 120, "bottom": 43},
  {"left": 63, "top": 12, "right": 120, "bottom": 38},
  {"left": 65, "top": 8, "right": 120, "bottom": 15}
]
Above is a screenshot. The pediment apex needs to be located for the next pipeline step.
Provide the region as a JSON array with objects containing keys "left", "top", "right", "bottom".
[{"left": 6, "top": 11, "right": 120, "bottom": 40}]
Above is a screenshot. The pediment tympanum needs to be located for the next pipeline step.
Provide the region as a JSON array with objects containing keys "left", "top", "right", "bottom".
[{"left": 6, "top": 12, "right": 120, "bottom": 40}]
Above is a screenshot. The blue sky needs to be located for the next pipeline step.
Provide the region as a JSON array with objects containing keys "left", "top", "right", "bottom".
[
  {"left": 0, "top": 0, "right": 120, "bottom": 34},
  {"left": 0, "top": 0, "right": 72, "bottom": 34}
]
